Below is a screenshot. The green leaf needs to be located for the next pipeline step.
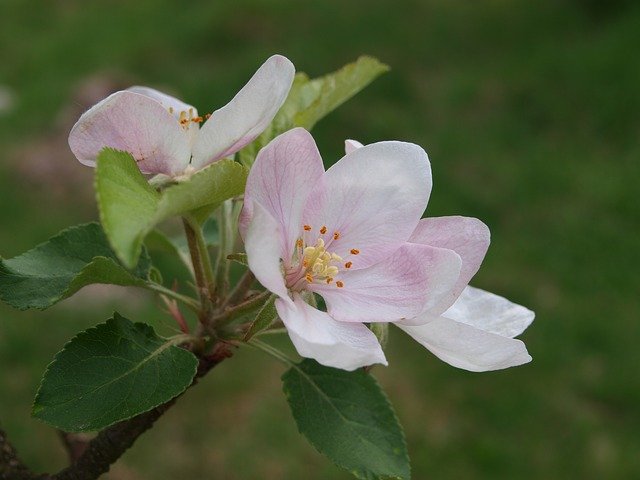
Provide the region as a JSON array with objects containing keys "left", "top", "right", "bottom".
[
  {"left": 239, "top": 56, "right": 389, "bottom": 166},
  {"left": 243, "top": 294, "right": 277, "bottom": 341},
  {"left": 0, "top": 223, "right": 151, "bottom": 310},
  {"left": 95, "top": 148, "right": 161, "bottom": 269},
  {"left": 294, "top": 56, "right": 390, "bottom": 130},
  {"left": 96, "top": 149, "right": 247, "bottom": 268},
  {"left": 154, "top": 159, "right": 247, "bottom": 224},
  {"left": 282, "top": 359, "right": 410, "bottom": 480},
  {"left": 32, "top": 313, "right": 198, "bottom": 432}
]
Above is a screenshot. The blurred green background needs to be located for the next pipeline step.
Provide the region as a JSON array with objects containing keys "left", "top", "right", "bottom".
[{"left": 1, "top": 0, "right": 639, "bottom": 478}]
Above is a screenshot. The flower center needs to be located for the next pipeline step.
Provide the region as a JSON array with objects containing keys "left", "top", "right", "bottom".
[
  {"left": 168, "top": 107, "right": 211, "bottom": 130},
  {"left": 284, "top": 225, "right": 359, "bottom": 292}
]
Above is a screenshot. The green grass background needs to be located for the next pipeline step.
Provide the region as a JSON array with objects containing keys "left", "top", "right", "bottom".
[{"left": 1, "top": 0, "right": 639, "bottom": 478}]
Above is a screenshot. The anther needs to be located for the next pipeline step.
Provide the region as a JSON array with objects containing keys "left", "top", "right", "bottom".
[
  {"left": 320, "top": 226, "right": 327, "bottom": 235},
  {"left": 333, "top": 231, "right": 340, "bottom": 240},
  {"left": 296, "top": 238, "right": 303, "bottom": 248},
  {"left": 326, "top": 277, "right": 333, "bottom": 284},
  {"left": 345, "top": 261, "right": 352, "bottom": 269},
  {"left": 305, "top": 274, "right": 314, "bottom": 283},
  {"left": 303, "top": 225, "right": 312, "bottom": 231},
  {"left": 336, "top": 281, "right": 344, "bottom": 288},
  {"left": 350, "top": 249, "right": 360, "bottom": 255}
]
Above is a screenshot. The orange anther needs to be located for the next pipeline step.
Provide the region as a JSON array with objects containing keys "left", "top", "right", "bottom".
[
  {"left": 350, "top": 249, "right": 360, "bottom": 255},
  {"left": 305, "top": 274, "right": 314, "bottom": 283},
  {"left": 320, "top": 226, "right": 327, "bottom": 235},
  {"left": 296, "top": 239, "right": 303, "bottom": 248},
  {"left": 336, "top": 281, "right": 344, "bottom": 288},
  {"left": 344, "top": 261, "right": 352, "bottom": 269},
  {"left": 326, "top": 277, "right": 334, "bottom": 284},
  {"left": 303, "top": 225, "right": 312, "bottom": 231},
  {"left": 333, "top": 231, "right": 340, "bottom": 240}
]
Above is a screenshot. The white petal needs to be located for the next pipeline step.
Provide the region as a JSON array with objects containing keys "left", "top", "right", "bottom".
[
  {"left": 68, "top": 91, "right": 191, "bottom": 175},
  {"left": 442, "top": 286, "right": 535, "bottom": 338},
  {"left": 240, "top": 128, "right": 324, "bottom": 264},
  {"left": 312, "top": 243, "right": 461, "bottom": 323},
  {"left": 276, "top": 295, "right": 387, "bottom": 371},
  {"left": 398, "top": 316, "right": 532, "bottom": 372},
  {"left": 244, "top": 201, "right": 289, "bottom": 299},
  {"left": 191, "top": 55, "right": 295, "bottom": 169},
  {"left": 410, "top": 216, "right": 490, "bottom": 312},
  {"left": 302, "top": 141, "right": 432, "bottom": 269},
  {"left": 127, "top": 86, "right": 199, "bottom": 146},
  {"left": 344, "top": 139, "right": 364, "bottom": 154}
]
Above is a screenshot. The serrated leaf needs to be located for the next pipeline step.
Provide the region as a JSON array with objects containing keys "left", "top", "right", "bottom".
[
  {"left": 96, "top": 149, "right": 247, "bottom": 268},
  {"left": 0, "top": 223, "right": 151, "bottom": 310},
  {"left": 239, "top": 56, "right": 389, "bottom": 166},
  {"left": 282, "top": 359, "right": 410, "bottom": 480},
  {"left": 32, "top": 313, "right": 198, "bottom": 432},
  {"left": 243, "top": 294, "right": 277, "bottom": 341}
]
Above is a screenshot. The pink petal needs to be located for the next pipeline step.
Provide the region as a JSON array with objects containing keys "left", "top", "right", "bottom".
[
  {"left": 191, "top": 55, "right": 295, "bottom": 169},
  {"left": 244, "top": 201, "right": 289, "bottom": 299},
  {"left": 311, "top": 243, "right": 461, "bottom": 323},
  {"left": 239, "top": 128, "right": 325, "bottom": 264},
  {"left": 442, "top": 286, "right": 535, "bottom": 338},
  {"left": 410, "top": 216, "right": 490, "bottom": 313},
  {"left": 344, "top": 139, "right": 364, "bottom": 154},
  {"left": 276, "top": 295, "right": 387, "bottom": 371},
  {"left": 398, "top": 316, "right": 532, "bottom": 372},
  {"left": 127, "top": 86, "right": 200, "bottom": 146},
  {"left": 68, "top": 91, "right": 191, "bottom": 175},
  {"left": 302, "top": 141, "right": 432, "bottom": 269}
]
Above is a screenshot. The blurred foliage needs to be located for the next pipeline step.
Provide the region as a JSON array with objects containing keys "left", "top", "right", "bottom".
[{"left": 0, "top": 0, "right": 639, "bottom": 479}]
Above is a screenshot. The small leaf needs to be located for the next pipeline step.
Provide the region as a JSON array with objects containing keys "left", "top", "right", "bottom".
[
  {"left": 0, "top": 223, "right": 151, "bottom": 310},
  {"left": 244, "top": 294, "right": 277, "bottom": 341},
  {"left": 282, "top": 359, "right": 410, "bottom": 480},
  {"left": 95, "top": 148, "right": 161, "bottom": 268},
  {"left": 96, "top": 149, "right": 247, "bottom": 268},
  {"left": 294, "top": 56, "right": 390, "bottom": 130},
  {"left": 226, "top": 252, "right": 248, "bottom": 266},
  {"left": 154, "top": 159, "right": 247, "bottom": 225},
  {"left": 239, "top": 56, "right": 389, "bottom": 166},
  {"left": 32, "top": 313, "right": 198, "bottom": 432}
]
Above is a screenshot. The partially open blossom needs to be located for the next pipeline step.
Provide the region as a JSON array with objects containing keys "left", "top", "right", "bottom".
[
  {"left": 345, "top": 139, "right": 534, "bottom": 372},
  {"left": 68, "top": 55, "right": 295, "bottom": 176},
  {"left": 241, "top": 128, "right": 463, "bottom": 371}
]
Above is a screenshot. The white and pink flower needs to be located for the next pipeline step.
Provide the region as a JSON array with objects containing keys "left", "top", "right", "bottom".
[
  {"left": 241, "top": 129, "right": 534, "bottom": 372},
  {"left": 68, "top": 55, "right": 295, "bottom": 176}
]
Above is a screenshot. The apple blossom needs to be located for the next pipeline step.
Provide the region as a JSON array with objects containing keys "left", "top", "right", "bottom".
[
  {"left": 345, "top": 139, "right": 534, "bottom": 372},
  {"left": 241, "top": 128, "right": 463, "bottom": 371},
  {"left": 68, "top": 55, "right": 295, "bottom": 176}
]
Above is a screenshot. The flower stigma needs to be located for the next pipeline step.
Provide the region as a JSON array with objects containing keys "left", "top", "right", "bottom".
[{"left": 283, "top": 225, "right": 360, "bottom": 291}]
